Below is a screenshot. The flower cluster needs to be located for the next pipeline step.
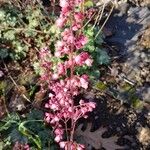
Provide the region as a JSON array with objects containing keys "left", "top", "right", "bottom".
[
  {"left": 13, "top": 142, "right": 30, "bottom": 150},
  {"left": 39, "top": 0, "right": 96, "bottom": 149},
  {"left": 0, "top": 70, "right": 4, "bottom": 77},
  {"left": 60, "top": 141, "right": 85, "bottom": 150}
]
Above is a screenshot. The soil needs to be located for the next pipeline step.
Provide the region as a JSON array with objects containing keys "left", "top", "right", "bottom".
[
  {"left": 104, "top": 2, "right": 150, "bottom": 103},
  {"left": 79, "top": 1, "right": 150, "bottom": 149}
]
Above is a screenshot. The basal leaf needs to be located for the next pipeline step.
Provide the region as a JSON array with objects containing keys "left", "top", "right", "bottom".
[{"left": 96, "top": 48, "right": 110, "bottom": 65}]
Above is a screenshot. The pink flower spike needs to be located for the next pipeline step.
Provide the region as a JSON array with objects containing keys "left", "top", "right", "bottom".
[{"left": 39, "top": 0, "right": 96, "bottom": 148}]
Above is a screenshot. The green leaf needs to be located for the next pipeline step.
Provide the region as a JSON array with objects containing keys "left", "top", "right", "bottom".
[
  {"left": 84, "top": 0, "right": 94, "bottom": 7},
  {"left": 26, "top": 109, "right": 55, "bottom": 149},
  {"left": 50, "top": 25, "right": 60, "bottom": 34},
  {"left": 0, "top": 141, "right": 4, "bottom": 150},
  {"left": 0, "top": 10, "right": 5, "bottom": 20},
  {"left": 0, "top": 48, "right": 9, "bottom": 59},
  {"left": 29, "top": 19, "right": 39, "bottom": 28},
  {"left": 27, "top": 109, "right": 44, "bottom": 120},
  {"left": 85, "top": 28, "right": 94, "bottom": 37},
  {"left": 18, "top": 121, "right": 42, "bottom": 149},
  {"left": 25, "top": 29, "right": 37, "bottom": 37},
  {"left": 9, "top": 128, "right": 28, "bottom": 143},
  {"left": 95, "top": 81, "right": 108, "bottom": 91},
  {"left": 0, "top": 113, "right": 20, "bottom": 132},
  {"left": 33, "top": 62, "right": 41, "bottom": 75},
  {"left": 96, "top": 48, "right": 110, "bottom": 65},
  {"left": 3, "top": 30, "right": 16, "bottom": 40},
  {"left": 90, "top": 69, "right": 100, "bottom": 79}
]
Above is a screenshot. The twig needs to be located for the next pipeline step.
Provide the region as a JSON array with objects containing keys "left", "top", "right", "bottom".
[
  {"left": 3, "top": 62, "right": 31, "bottom": 102},
  {"left": 0, "top": 26, "right": 44, "bottom": 34},
  {"left": 1, "top": 96, "right": 10, "bottom": 117},
  {"left": 82, "top": 11, "right": 97, "bottom": 30},
  {"left": 95, "top": 2, "right": 114, "bottom": 39},
  {"left": 92, "top": 5, "right": 105, "bottom": 30},
  {"left": 108, "top": 66, "right": 135, "bottom": 86}
]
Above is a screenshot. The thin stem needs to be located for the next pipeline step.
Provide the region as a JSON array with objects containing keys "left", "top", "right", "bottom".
[
  {"left": 92, "top": 5, "right": 104, "bottom": 30},
  {"left": 97, "top": 4, "right": 106, "bottom": 26},
  {"left": 82, "top": 11, "right": 97, "bottom": 29},
  {"left": 64, "top": 119, "right": 69, "bottom": 141},
  {"left": 0, "top": 26, "right": 44, "bottom": 34},
  {"left": 1, "top": 96, "right": 10, "bottom": 117},
  {"left": 70, "top": 121, "right": 76, "bottom": 142},
  {"left": 3, "top": 62, "right": 31, "bottom": 102},
  {"left": 95, "top": 3, "right": 114, "bottom": 39}
]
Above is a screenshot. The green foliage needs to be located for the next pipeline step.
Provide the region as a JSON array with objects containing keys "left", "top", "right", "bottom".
[
  {"left": 95, "top": 81, "right": 108, "bottom": 91},
  {"left": 0, "top": 109, "right": 56, "bottom": 149},
  {"left": 77, "top": 24, "right": 110, "bottom": 80},
  {"left": 84, "top": 0, "right": 94, "bottom": 7},
  {"left": 0, "top": 48, "right": 9, "bottom": 59},
  {"left": 0, "top": 2, "right": 57, "bottom": 60},
  {"left": 84, "top": 25, "right": 110, "bottom": 65}
]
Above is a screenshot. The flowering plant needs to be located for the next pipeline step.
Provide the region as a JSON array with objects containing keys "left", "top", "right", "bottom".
[{"left": 39, "top": 0, "right": 96, "bottom": 149}]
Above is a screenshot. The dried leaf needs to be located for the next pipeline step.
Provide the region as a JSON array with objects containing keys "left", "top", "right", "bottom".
[
  {"left": 75, "top": 123, "right": 124, "bottom": 150},
  {"left": 9, "top": 86, "right": 27, "bottom": 111},
  {"left": 33, "top": 90, "right": 46, "bottom": 107},
  {"left": 137, "top": 127, "right": 150, "bottom": 146}
]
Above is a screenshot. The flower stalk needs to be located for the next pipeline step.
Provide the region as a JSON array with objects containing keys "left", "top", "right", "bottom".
[{"left": 39, "top": 0, "right": 96, "bottom": 149}]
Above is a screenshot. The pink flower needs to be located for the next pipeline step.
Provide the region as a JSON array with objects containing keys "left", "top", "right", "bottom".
[
  {"left": 61, "top": 142, "right": 85, "bottom": 150},
  {"left": 52, "top": 73, "right": 59, "bottom": 80},
  {"left": 55, "top": 51, "right": 61, "bottom": 57},
  {"left": 75, "top": 35, "right": 88, "bottom": 49},
  {"left": 39, "top": 0, "right": 96, "bottom": 147},
  {"left": 62, "top": 6, "right": 71, "bottom": 16},
  {"left": 85, "top": 58, "right": 93, "bottom": 66},
  {"left": 55, "top": 128, "right": 63, "bottom": 135},
  {"left": 80, "top": 76, "right": 89, "bottom": 89},
  {"left": 60, "top": 141, "right": 66, "bottom": 148},
  {"left": 75, "top": 0, "right": 84, "bottom": 5},
  {"left": 79, "top": 100, "right": 84, "bottom": 105},
  {"left": 56, "top": 40, "right": 65, "bottom": 49},
  {"left": 57, "top": 63, "right": 66, "bottom": 75},
  {"left": 64, "top": 59, "right": 74, "bottom": 68},
  {"left": 60, "top": 0, "right": 69, "bottom": 8},
  {"left": 74, "top": 12, "right": 84, "bottom": 22},
  {"left": 63, "top": 46, "right": 70, "bottom": 53},
  {"left": 45, "top": 115, "right": 50, "bottom": 122},
  {"left": 72, "top": 23, "right": 82, "bottom": 31},
  {"left": 13, "top": 142, "right": 30, "bottom": 150},
  {"left": 55, "top": 135, "right": 61, "bottom": 142},
  {"left": 56, "top": 17, "right": 66, "bottom": 28},
  {"left": 0, "top": 70, "right": 4, "bottom": 77},
  {"left": 74, "top": 52, "right": 90, "bottom": 66},
  {"left": 79, "top": 35, "right": 88, "bottom": 46},
  {"left": 61, "top": 29, "right": 75, "bottom": 44},
  {"left": 61, "top": 29, "right": 71, "bottom": 40}
]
